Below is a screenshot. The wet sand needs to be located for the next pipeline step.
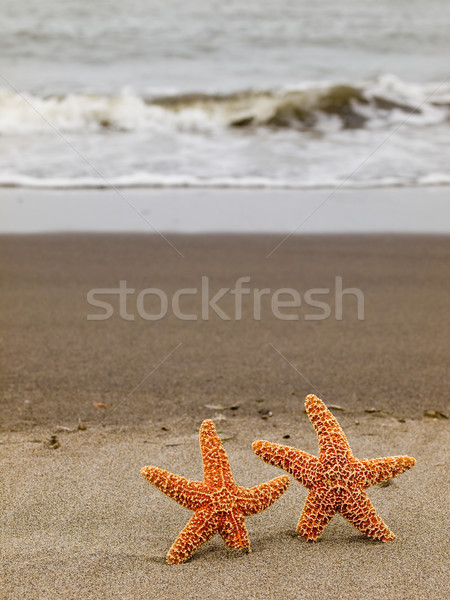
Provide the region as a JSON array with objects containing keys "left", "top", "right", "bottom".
[{"left": 1, "top": 233, "right": 449, "bottom": 599}]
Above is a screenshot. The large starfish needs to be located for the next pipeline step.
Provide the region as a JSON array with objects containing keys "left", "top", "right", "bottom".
[
  {"left": 141, "top": 419, "right": 289, "bottom": 564},
  {"left": 253, "top": 394, "right": 416, "bottom": 542}
]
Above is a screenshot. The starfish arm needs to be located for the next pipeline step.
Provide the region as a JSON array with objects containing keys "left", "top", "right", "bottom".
[
  {"left": 166, "top": 507, "right": 219, "bottom": 564},
  {"left": 218, "top": 510, "right": 251, "bottom": 550},
  {"left": 340, "top": 488, "right": 395, "bottom": 542},
  {"left": 236, "top": 475, "right": 290, "bottom": 516},
  {"left": 359, "top": 456, "right": 416, "bottom": 488},
  {"left": 140, "top": 466, "right": 209, "bottom": 510},
  {"left": 296, "top": 490, "right": 335, "bottom": 540},
  {"left": 253, "top": 440, "right": 320, "bottom": 487},
  {"left": 200, "top": 419, "right": 235, "bottom": 488},
  {"left": 305, "top": 394, "right": 352, "bottom": 461}
]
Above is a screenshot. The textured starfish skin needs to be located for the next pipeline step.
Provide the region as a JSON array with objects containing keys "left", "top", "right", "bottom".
[
  {"left": 253, "top": 394, "right": 416, "bottom": 542},
  {"left": 141, "top": 419, "right": 289, "bottom": 564}
]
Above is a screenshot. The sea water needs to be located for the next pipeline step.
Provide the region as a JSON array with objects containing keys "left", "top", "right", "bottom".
[{"left": 0, "top": 0, "right": 449, "bottom": 190}]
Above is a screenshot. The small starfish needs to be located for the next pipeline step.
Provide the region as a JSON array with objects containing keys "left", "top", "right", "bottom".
[
  {"left": 253, "top": 394, "right": 416, "bottom": 542},
  {"left": 141, "top": 419, "right": 289, "bottom": 564}
]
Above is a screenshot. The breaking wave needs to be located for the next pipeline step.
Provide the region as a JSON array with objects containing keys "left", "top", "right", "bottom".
[{"left": 1, "top": 75, "right": 449, "bottom": 134}]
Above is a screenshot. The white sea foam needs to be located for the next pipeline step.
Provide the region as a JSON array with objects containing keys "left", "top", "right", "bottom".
[
  {"left": 1, "top": 172, "right": 449, "bottom": 190},
  {"left": 0, "top": 90, "right": 218, "bottom": 134},
  {"left": 1, "top": 75, "right": 448, "bottom": 190},
  {"left": 1, "top": 76, "right": 448, "bottom": 135}
]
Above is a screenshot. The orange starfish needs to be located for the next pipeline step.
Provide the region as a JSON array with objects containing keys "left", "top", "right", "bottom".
[
  {"left": 253, "top": 394, "right": 416, "bottom": 542},
  {"left": 141, "top": 419, "right": 290, "bottom": 564}
]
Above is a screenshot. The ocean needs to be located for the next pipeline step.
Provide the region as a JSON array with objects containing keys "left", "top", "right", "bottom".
[{"left": 0, "top": 0, "right": 449, "bottom": 191}]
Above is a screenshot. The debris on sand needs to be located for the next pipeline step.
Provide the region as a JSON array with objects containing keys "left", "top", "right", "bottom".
[
  {"left": 92, "top": 402, "right": 109, "bottom": 409},
  {"left": 46, "top": 435, "right": 60, "bottom": 450}
]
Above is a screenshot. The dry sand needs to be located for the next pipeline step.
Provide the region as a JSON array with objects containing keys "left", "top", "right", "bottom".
[{"left": 1, "top": 233, "right": 449, "bottom": 599}]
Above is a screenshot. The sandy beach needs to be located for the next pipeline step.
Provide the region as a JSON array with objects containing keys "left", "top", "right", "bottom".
[
  {"left": 2, "top": 0, "right": 450, "bottom": 596},
  {"left": 1, "top": 232, "right": 449, "bottom": 599}
]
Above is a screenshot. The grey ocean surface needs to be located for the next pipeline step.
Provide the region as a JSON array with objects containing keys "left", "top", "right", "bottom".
[
  {"left": 2, "top": 0, "right": 448, "bottom": 93},
  {"left": 1, "top": 0, "right": 449, "bottom": 194}
]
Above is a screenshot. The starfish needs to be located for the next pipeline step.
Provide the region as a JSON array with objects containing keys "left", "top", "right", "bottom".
[
  {"left": 141, "top": 419, "right": 290, "bottom": 564},
  {"left": 253, "top": 394, "right": 416, "bottom": 542}
]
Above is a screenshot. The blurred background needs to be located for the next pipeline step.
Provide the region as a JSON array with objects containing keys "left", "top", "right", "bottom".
[{"left": 1, "top": 0, "right": 449, "bottom": 198}]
